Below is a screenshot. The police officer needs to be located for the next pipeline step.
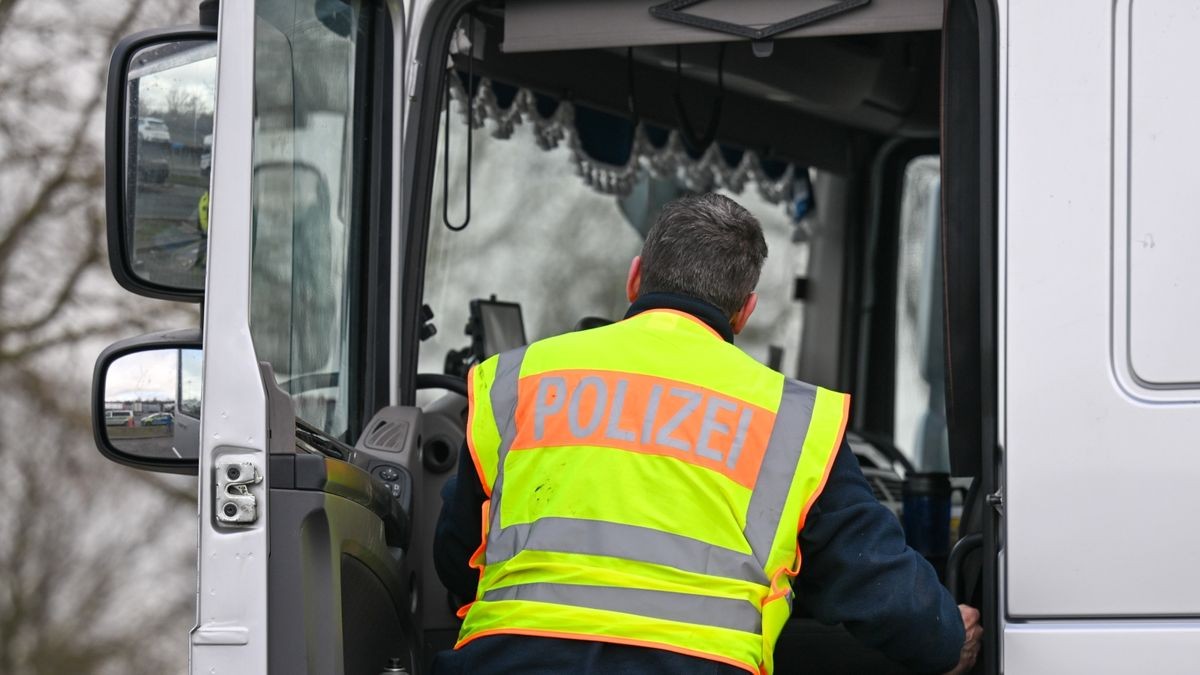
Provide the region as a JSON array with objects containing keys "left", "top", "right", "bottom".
[{"left": 434, "top": 193, "right": 982, "bottom": 674}]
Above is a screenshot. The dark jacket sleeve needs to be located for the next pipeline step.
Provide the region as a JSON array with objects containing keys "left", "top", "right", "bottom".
[
  {"left": 433, "top": 442, "right": 487, "bottom": 603},
  {"left": 795, "top": 442, "right": 964, "bottom": 674}
]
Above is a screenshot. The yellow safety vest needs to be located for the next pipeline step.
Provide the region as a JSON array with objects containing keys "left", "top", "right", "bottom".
[
  {"left": 198, "top": 191, "right": 209, "bottom": 234},
  {"left": 459, "top": 308, "right": 850, "bottom": 674}
]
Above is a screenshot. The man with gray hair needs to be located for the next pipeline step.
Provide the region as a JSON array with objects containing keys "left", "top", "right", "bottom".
[{"left": 435, "top": 193, "right": 981, "bottom": 674}]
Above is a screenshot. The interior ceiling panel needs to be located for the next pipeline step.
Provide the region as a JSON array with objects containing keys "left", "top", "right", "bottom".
[{"left": 503, "top": 0, "right": 942, "bottom": 53}]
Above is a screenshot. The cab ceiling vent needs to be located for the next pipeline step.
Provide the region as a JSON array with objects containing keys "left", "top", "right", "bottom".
[
  {"left": 504, "top": 1, "right": 940, "bottom": 55},
  {"left": 649, "top": 0, "right": 872, "bottom": 43},
  {"left": 363, "top": 419, "right": 410, "bottom": 453}
]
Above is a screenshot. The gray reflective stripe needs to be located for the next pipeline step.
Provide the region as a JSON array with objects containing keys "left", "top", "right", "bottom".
[
  {"left": 742, "top": 379, "right": 818, "bottom": 566},
  {"left": 485, "top": 516, "right": 768, "bottom": 585},
  {"left": 487, "top": 346, "right": 527, "bottom": 535},
  {"left": 483, "top": 582, "right": 762, "bottom": 634}
]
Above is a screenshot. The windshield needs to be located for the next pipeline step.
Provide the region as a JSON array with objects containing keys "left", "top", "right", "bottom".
[{"left": 419, "top": 101, "right": 810, "bottom": 379}]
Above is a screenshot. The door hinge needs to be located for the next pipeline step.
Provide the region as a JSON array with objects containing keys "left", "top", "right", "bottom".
[
  {"left": 985, "top": 489, "right": 1004, "bottom": 517},
  {"left": 215, "top": 456, "right": 263, "bottom": 526}
]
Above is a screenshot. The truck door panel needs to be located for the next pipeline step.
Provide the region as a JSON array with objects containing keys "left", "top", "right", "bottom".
[
  {"left": 356, "top": 395, "right": 468, "bottom": 667},
  {"left": 264, "top": 363, "right": 416, "bottom": 674},
  {"left": 247, "top": 0, "right": 414, "bottom": 672},
  {"left": 268, "top": 454, "right": 415, "bottom": 674},
  {"left": 1005, "top": 0, "right": 1200, "bottom": 619}
]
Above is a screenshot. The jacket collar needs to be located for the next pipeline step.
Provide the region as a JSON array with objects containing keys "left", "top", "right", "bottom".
[{"left": 624, "top": 292, "right": 736, "bottom": 344}]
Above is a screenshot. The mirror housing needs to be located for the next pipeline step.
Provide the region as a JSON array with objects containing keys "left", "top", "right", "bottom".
[
  {"left": 105, "top": 26, "right": 216, "bottom": 303},
  {"left": 92, "top": 329, "right": 202, "bottom": 474}
]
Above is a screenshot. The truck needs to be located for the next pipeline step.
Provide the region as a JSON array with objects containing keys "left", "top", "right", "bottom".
[{"left": 90, "top": 1, "right": 1200, "bottom": 673}]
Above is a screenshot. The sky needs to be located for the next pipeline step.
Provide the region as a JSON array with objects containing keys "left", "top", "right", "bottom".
[
  {"left": 106, "top": 349, "right": 178, "bottom": 402},
  {"left": 133, "top": 42, "right": 217, "bottom": 115}
]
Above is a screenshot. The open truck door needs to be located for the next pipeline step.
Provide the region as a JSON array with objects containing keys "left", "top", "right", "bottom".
[{"left": 93, "top": 1, "right": 420, "bottom": 673}]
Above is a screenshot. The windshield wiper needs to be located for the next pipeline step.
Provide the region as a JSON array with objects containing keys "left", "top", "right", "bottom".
[{"left": 295, "top": 419, "right": 350, "bottom": 461}]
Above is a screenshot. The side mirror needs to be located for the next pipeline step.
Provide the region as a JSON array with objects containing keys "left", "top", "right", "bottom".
[
  {"left": 105, "top": 27, "right": 216, "bottom": 302},
  {"left": 92, "top": 329, "right": 202, "bottom": 474}
]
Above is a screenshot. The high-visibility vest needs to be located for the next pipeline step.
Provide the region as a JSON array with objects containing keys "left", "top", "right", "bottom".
[
  {"left": 458, "top": 308, "right": 850, "bottom": 675},
  {"left": 198, "top": 191, "right": 210, "bottom": 234}
]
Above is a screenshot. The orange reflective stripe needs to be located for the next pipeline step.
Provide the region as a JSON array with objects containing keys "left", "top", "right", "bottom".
[
  {"left": 764, "top": 545, "right": 803, "bottom": 605},
  {"left": 455, "top": 627, "right": 758, "bottom": 675},
  {"left": 512, "top": 369, "right": 775, "bottom": 489},
  {"left": 463, "top": 499, "right": 491, "bottom": 612}
]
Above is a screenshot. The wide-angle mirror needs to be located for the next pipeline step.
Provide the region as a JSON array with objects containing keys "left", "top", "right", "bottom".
[
  {"left": 96, "top": 345, "right": 203, "bottom": 471},
  {"left": 107, "top": 31, "right": 216, "bottom": 300}
]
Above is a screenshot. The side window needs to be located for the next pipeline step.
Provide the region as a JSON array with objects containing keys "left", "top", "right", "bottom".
[
  {"left": 249, "top": 0, "right": 372, "bottom": 440},
  {"left": 893, "top": 156, "right": 948, "bottom": 471}
]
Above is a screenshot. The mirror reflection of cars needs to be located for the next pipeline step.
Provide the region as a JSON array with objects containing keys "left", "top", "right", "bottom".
[
  {"left": 140, "top": 412, "right": 174, "bottom": 427},
  {"left": 137, "top": 116, "right": 171, "bottom": 143},
  {"left": 104, "top": 410, "right": 135, "bottom": 427},
  {"left": 200, "top": 133, "right": 213, "bottom": 172}
]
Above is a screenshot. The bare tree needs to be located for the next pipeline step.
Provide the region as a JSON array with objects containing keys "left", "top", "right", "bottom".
[
  {"left": 0, "top": 0, "right": 199, "bottom": 673},
  {"left": 0, "top": 426, "right": 195, "bottom": 675},
  {"left": 0, "top": 0, "right": 195, "bottom": 364}
]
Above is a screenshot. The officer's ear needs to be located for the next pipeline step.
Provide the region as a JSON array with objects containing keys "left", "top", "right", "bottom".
[
  {"left": 730, "top": 293, "right": 757, "bottom": 334},
  {"left": 626, "top": 256, "right": 642, "bottom": 303}
]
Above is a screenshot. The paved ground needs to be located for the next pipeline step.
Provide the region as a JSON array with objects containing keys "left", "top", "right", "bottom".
[
  {"left": 114, "top": 434, "right": 180, "bottom": 459},
  {"left": 107, "top": 427, "right": 179, "bottom": 459},
  {"left": 128, "top": 163, "right": 209, "bottom": 290}
]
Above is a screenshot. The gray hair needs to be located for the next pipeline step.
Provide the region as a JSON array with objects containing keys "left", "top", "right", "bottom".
[{"left": 638, "top": 193, "right": 768, "bottom": 317}]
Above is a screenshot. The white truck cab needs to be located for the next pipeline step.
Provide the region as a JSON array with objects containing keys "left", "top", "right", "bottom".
[{"left": 90, "top": 1, "right": 1200, "bottom": 673}]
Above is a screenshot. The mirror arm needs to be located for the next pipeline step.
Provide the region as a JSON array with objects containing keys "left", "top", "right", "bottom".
[{"left": 199, "top": 0, "right": 219, "bottom": 27}]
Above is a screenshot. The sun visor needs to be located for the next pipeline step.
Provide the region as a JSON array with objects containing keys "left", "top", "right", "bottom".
[{"left": 503, "top": 0, "right": 942, "bottom": 54}]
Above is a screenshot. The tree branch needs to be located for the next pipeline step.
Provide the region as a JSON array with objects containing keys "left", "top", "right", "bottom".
[
  {"left": 0, "top": 0, "right": 23, "bottom": 41},
  {"left": 0, "top": 0, "right": 148, "bottom": 270},
  {"left": 0, "top": 203, "right": 102, "bottom": 335}
]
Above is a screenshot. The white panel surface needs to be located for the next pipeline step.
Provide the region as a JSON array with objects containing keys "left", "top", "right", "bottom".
[
  {"left": 1005, "top": 622, "right": 1200, "bottom": 674},
  {"left": 192, "top": 1, "right": 271, "bottom": 673},
  {"left": 1004, "top": 0, "right": 1200, "bottom": 617},
  {"left": 503, "top": 0, "right": 941, "bottom": 53},
  {"left": 1123, "top": 1, "right": 1200, "bottom": 387}
]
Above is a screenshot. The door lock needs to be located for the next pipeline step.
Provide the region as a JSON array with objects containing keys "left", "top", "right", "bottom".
[{"left": 215, "top": 457, "right": 262, "bottom": 526}]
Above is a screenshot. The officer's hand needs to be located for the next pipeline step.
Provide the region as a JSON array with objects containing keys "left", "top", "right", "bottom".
[{"left": 944, "top": 604, "right": 982, "bottom": 675}]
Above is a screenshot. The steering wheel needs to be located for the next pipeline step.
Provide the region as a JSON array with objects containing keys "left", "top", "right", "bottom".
[
  {"left": 415, "top": 373, "right": 468, "bottom": 398},
  {"left": 414, "top": 373, "right": 468, "bottom": 474}
]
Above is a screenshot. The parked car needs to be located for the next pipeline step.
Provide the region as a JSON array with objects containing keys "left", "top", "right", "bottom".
[
  {"left": 200, "top": 133, "right": 213, "bottom": 172},
  {"left": 137, "top": 116, "right": 171, "bottom": 143},
  {"left": 104, "top": 410, "right": 135, "bottom": 427},
  {"left": 140, "top": 412, "right": 174, "bottom": 427}
]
